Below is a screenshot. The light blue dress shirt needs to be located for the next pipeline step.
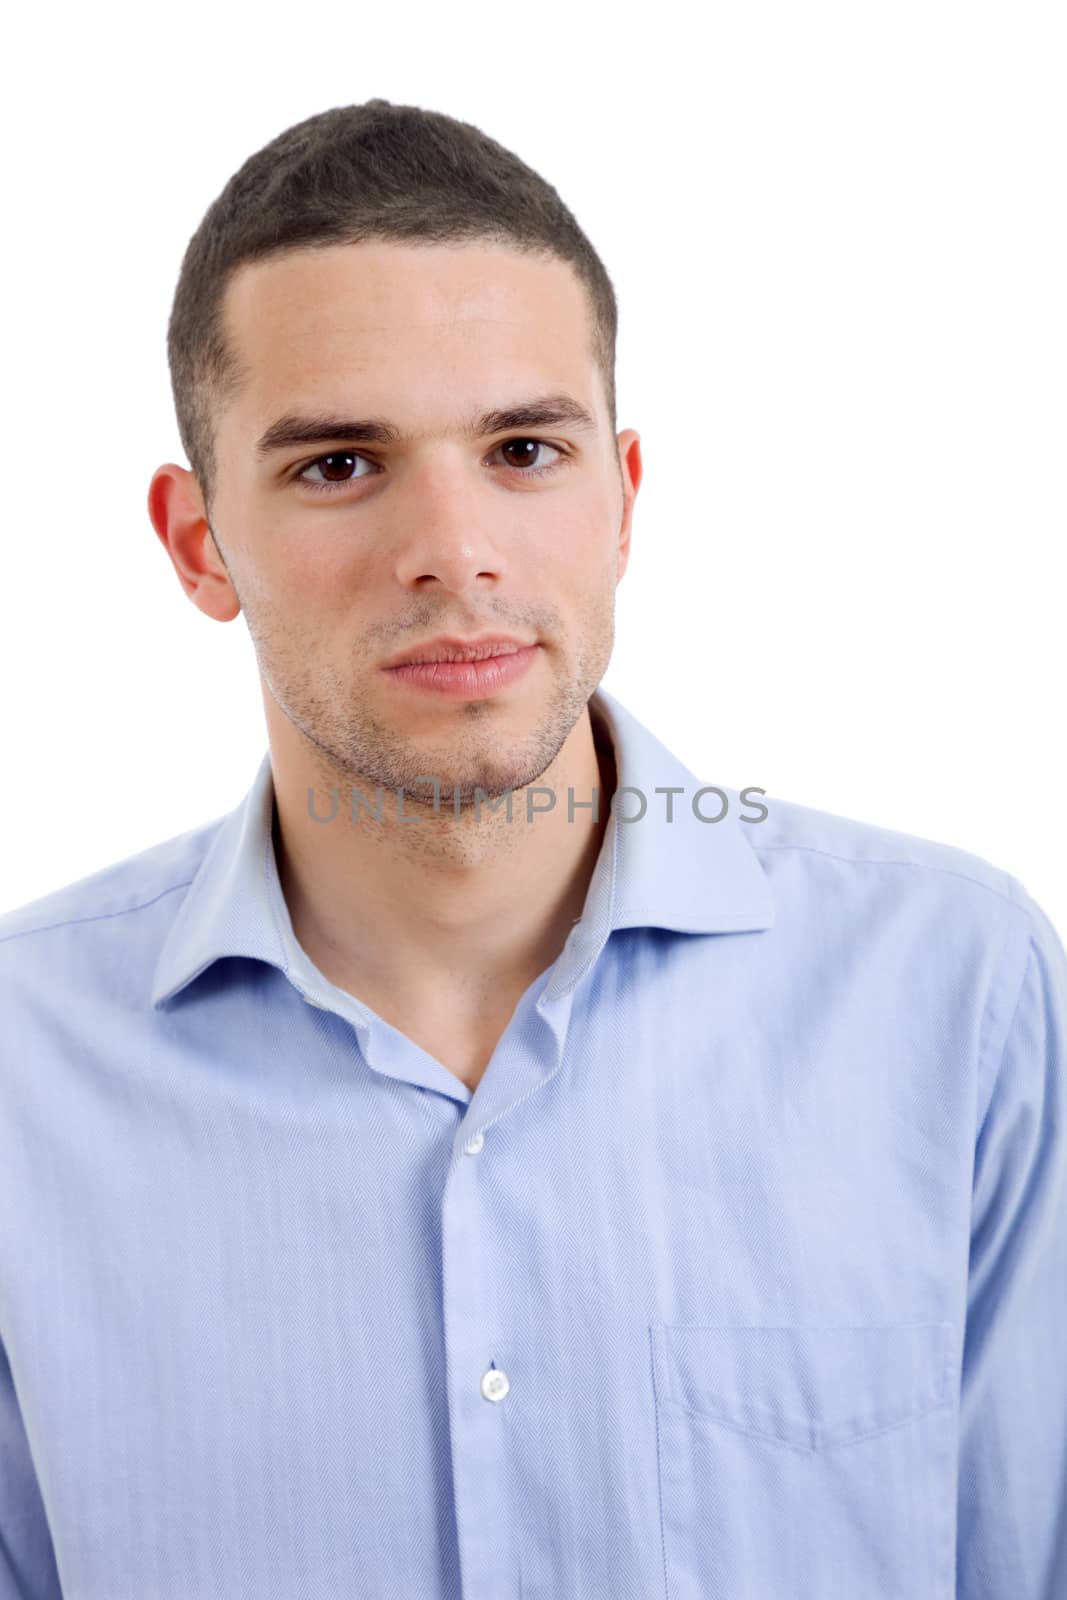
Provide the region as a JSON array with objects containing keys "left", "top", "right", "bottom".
[{"left": 1, "top": 686, "right": 1065, "bottom": 1599}]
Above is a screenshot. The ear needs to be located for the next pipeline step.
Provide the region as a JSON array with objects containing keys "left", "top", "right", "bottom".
[
  {"left": 614, "top": 429, "right": 642, "bottom": 582},
  {"left": 146, "top": 464, "right": 241, "bottom": 622}
]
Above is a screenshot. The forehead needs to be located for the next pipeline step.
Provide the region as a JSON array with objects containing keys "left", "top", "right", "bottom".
[{"left": 220, "top": 240, "right": 597, "bottom": 404}]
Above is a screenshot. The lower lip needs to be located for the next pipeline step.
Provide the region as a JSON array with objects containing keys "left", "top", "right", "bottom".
[{"left": 381, "top": 644, "right": 540, "bottom": 698}]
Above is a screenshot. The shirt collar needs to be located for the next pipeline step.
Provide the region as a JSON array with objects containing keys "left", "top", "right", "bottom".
[{"left": 151, "top": 686, "right": 774, "bottom": 1010}]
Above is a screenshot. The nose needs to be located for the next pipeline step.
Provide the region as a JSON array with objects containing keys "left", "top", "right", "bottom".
[{"left": 390, "top": 456, "right": 506, "bottom": 594}]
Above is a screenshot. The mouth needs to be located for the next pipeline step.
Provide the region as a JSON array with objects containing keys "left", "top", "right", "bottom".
[
  {"left": 380, "top": 634, "right": 535, "bottom": 668},
  {"left": 379, "top": 640, "right": 541, "bottom": 700}
]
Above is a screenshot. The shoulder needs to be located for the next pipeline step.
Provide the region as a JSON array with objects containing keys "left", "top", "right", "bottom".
[
  {"left": 748, "top": 789, "right": 1030, "bottom": 912},
  {"left": 0, "top": 815, "right": 224, "bottom": 988},
  {"left": 742, "top": 790, "right": 1041, "bottom": 965}
]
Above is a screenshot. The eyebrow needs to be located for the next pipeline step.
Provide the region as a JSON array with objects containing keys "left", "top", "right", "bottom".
[{"left": 253, "top": 392, "right": 598, "bottom": 459}]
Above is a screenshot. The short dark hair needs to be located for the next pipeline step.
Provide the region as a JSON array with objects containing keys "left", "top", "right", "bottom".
[{"left": 166, "top": 98, "right": 619, "bottom": 515}]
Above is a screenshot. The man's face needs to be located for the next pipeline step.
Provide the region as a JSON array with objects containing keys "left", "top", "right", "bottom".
[{"left": 181, "top": 240, "right": 640, "bottom": 805}]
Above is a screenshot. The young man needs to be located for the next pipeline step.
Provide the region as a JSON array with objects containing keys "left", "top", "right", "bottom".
[{"left": 1, "top": 99, "right": 1064, "bottom": 1599}]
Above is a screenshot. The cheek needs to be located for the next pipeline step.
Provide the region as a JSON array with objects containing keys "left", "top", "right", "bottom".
[
  {"left": 548, "top": 510, "right": 618, "bottom": 586},
  {"left": 266, "top": 536, "right": 375, "bottom": 610}
]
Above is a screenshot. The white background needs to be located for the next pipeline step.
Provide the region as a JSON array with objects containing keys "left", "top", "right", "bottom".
[{"left": 1, "top": 2, "right": 1064, "bottom": 931}]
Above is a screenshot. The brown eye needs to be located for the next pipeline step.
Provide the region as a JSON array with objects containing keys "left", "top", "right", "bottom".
[
  {"left": 298, "top": 451, "right": 369, "bottom": 488},
  {"left": 494, "top": 438, "right": 564, "bottom": 474},
  {"left": 501, "top": 439, "right": 540, "bottom": 469}
]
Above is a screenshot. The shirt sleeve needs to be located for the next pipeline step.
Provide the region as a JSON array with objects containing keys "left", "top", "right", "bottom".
[
  {"left": 0, "top": 1332, "right": 62, "bottom": 1600},
  {"left": 957, "top": 891, "right": 1067, "bottom": 1596}
]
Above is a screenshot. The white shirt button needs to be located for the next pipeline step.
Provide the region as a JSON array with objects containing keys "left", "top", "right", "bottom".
[
  {"left": 300, "top": 993, "right": 328, "bottom": 1009},
  {"left": 464, "top": 1131, "right": 485, "bottom": 1155},
  {"left": 480, "top": 1367, "right": 509, "bottom": 1402}
]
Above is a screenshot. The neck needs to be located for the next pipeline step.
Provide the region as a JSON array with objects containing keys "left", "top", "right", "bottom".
[{"left": 270, "top": 703, "right": 617, "bottom": 1014}]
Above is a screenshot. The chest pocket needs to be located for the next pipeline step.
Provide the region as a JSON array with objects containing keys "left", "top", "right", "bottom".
[{"left": 650, "top": 1320, "right": 957, "bottom": 1600}]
